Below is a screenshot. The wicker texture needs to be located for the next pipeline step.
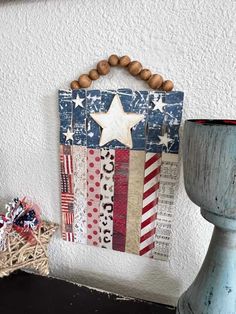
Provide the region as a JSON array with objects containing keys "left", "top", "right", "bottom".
[{"left": 0, "top": 221, "right": 57, "bottom": 278}]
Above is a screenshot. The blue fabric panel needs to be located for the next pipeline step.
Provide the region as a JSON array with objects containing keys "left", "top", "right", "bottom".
[
  {"left": 72, "top": 89, "right": 87, "bottom": 146},
  {"left": 146, "top": 91, "right": 184, "bottom": 153},
  {"left": 59, "top": 89, "right": 72, "bottom": 145},
  {"left": 59, "top": 89, "right": 184, "bottom": 153}
]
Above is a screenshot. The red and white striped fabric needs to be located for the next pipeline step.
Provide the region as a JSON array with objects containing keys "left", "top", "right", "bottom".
[
  {"left": 63, "top": 155, "right": 73, "bottom": 174},
  {"left": 61, "top": 193, "right": 74, "bottom": 212},
  {"left": 139, "top": 153, "right": 162, "bottom": 257},
  {"left": 62, "top": 231, "right": 74, "bottom": 242},
  {"left": 63, "top": 212, "right": 74, "bottom": 225}
]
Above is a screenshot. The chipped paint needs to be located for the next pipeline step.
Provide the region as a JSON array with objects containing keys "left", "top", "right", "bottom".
[{"left": 177, "top": 121, "right": 236, "bottom": 313}]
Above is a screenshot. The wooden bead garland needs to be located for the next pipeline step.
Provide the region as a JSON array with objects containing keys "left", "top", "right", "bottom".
[
  {"left": 119, "top": 55, "right": 131, "bottom": 67},
  {"left": 128, "top": 61, "right": 142, "bottom": 76},
  {"left": 108, "top": 54, "right": 119, "bottom": 66},
  {"left": 162, "top": 80, "right": 174, "bottom": 92},
  {"left": 97, "top": 60, "right": 110, "bottom": 75},
  {"left": 148, "top": 74, "right": 163, "bottom": 89},
  {"left": 70, "top": 55, "right": 174, "bottom": 91},
  {"left": 78, "top": 74, "right": 92, "bottom": 88},
  {"left": 140, "top": 69, "right": 152, "bottom": 81},
  {"left": 89, "top": 69, "right": 100, "bottom": 81},
  {"left": 70, "top": 80, "right": 80, "bottom": 90}
]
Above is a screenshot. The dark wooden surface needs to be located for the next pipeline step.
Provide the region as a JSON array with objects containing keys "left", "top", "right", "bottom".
[{"left": 0, "top": 271, "right": 176, "bottom": 314}]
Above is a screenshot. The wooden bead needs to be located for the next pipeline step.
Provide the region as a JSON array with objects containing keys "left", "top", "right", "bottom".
[
  {"left": 97, "top": 60, "right": 110, "bottom": 75},
  {"left": 70, "top": 80, "right": 80, "bottom": 90},
  {"left": 140, "top": 69, "right": 152, "bottom": 81},
  {"left": 78, "top": 74, "right": 92, "bottom": 88},
  {"left": 148, "top": 74, "right": 163, "bottom": 89},
  {"left": 108, "top": 54, "right": 119, "bottom": 66},
  {"left": 128, "top": 61, "right": 142, "bottom": 76},
  {"left": 119, "top": 55, "right": 131, "bottom": 67},
  {"left": 89, "top": 69, "right": 100, "bottom": 81},
  {"left": 162, "top": 80, "right": 174, "bottom": 92}
]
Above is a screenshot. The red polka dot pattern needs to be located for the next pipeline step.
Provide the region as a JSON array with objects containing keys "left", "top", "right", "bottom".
[{"left": 87, "top": 148, "right": 101, "bottom": 246}]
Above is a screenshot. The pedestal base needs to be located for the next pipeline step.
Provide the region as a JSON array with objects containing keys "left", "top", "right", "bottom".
[{"left": 177, "top": 222, "right": 236, "bottom": 314}]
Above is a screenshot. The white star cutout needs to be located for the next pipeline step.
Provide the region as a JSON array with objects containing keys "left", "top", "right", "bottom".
[
  {"left": 158, "top": 133, "right": 173, "bottom": 148},
  {"left": 90, "top": 94, "right": 144, "bottom": 148},
  {"left": 152, "top": 96, "right": 165, "bottom": 112},
  {"left": 63, "top": 128, "right": 74, "bottom": 141},
  {"left": 72, "top": 94, "right": 85, "bottom": 108}
]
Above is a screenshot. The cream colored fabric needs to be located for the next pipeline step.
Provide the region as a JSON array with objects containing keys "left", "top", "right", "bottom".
[{"left": 125, "top": 150, "right": 145, "bottom": 254}]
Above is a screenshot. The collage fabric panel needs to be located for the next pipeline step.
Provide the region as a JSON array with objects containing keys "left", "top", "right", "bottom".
[{"left": 59, "top": 89, "right": 184, "bottom": 260}]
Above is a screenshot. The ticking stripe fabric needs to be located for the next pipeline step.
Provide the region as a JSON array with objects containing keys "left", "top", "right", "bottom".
[
  {"left": 59, "top": 89, "right": 184, "bottom": 260},
  {"left": 140, "top": 153, "right": 162, "bottom": 257}
]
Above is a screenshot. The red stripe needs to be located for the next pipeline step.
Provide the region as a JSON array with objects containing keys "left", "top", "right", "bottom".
[
  {"left": 66, "top": 232, "right": 74, "bottom": 242},
  {"left": 143, "top": 183, "right": 159, "bottom": 199},
  {"left": 64, "top": 212, "right": 74, "bottom": 224},
  {"left": 68, "top": 175, "right": 73, "bottom": 193},
  {"left": 61, "top": 196, "right": 74, "bottom": 200},
  {"left": 140, "top": 242, "right": 155, "bottom": 256},
  {"left": 62, "top": 197, "right": 74, "bottom": 202},
  {"left": 145, "top": 154, "right": 158, "bottom": 169},
  {"left": 144, "top": 167, "right": 160, "bottom": 184},
  {"left": 141, "top": 213, "right": 157, "bottom": 229},
  {"left": 142, "top": 199, "right": 158, "bottom": 215},
  {"left": 62, "top": 201, "right": 73, "bottom": 205},
  {"left": 140, "top": 228, "right": 156, "bottom": 243}
]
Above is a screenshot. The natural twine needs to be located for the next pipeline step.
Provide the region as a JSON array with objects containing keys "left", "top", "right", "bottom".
[{"left": 0, "top": 221, "right": 58, "bottom": 278}]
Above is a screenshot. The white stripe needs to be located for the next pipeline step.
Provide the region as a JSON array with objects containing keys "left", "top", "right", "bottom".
[
  {"left": 144, "top": 158, "right": 158, "bottom": 176},
  {"left": 145, "top": 152, "right": 155, "bottom": 161},
  {"left": 64, "top": 155, "right": 72, "bottom": 174},
  {"left": 68, "top": 155, "right": 71, "bottom": 174},
  {"left": 143, "top": 173, "right": 159, "bottom": 192},
  {"left": 144, "top": 158, "right": 162, "bottom": 177},
  {"left": 140, "top": 236, "right": 155, "bottom": 252},
  {"left": 141, "top": 205, "right": 158, "bottom": 223},
  {"left": 140, "top": 238, "right": 155, "bottom": 251},
  {"left": 142, "top": 189, "right": 159, "bottom": 208},
  {"left": 140, "top": 220, "right": 157, "bottom": 237}
]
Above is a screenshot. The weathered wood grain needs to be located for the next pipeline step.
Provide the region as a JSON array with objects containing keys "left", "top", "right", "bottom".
[
  {"left": 183, "top": 120, "right": 236, "bottom": 218},
  {"left": 177, "top": 120, "right": 236, "bottom": 314}
]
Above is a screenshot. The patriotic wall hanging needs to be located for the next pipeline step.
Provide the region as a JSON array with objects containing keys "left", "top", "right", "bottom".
[{"left": 59, "top": 55, "right": 184, "bottom": 260}]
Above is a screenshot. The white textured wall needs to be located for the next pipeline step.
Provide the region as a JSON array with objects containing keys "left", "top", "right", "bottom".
[{"left": 0, "top": 0, "right": 235, "bottom": 306}]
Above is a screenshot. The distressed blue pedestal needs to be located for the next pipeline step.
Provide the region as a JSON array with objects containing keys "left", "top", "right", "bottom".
[{"left": 177, "top": 120, "right": 236, "bottom": 314}]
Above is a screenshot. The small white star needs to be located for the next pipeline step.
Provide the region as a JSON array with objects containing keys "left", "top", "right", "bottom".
[
  {"left": 72, "top": 94, "right": 84, "bottom": 108},
  {"left": 152, "top": 96, "right": 165, "bottom": 112},
  {"left": 90, "top": 94, "right": 144, "bottom": 148},
  {"left": 158, "top": 133, "right": 173, "bottom": 148},
  {"left": 63, "top": 128, "right": 74, "bottom": 141}
]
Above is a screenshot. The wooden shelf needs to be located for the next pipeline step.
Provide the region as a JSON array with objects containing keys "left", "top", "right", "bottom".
[{"left": 0, "top": 271, "right": 175, "bottom": 314}]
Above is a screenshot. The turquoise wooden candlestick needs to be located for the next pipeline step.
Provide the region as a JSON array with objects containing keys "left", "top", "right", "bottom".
[{"left": 177, "top": 120, "right": 236, "bottom": 314}]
